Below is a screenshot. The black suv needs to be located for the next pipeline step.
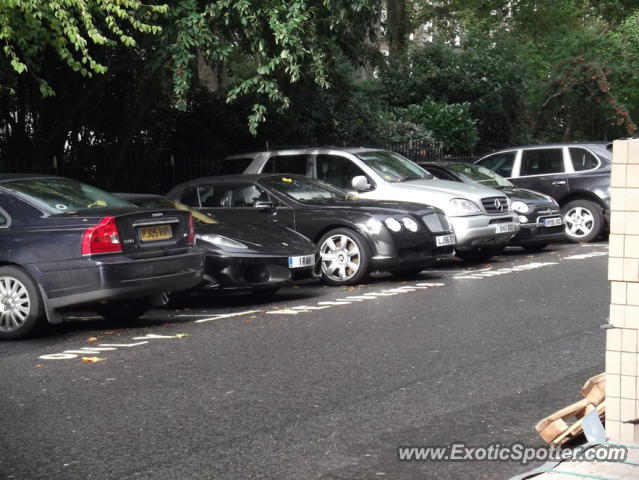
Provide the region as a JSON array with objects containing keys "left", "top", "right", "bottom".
[{"left": 475, "top": 143, "right": 611, "bottom": 242}]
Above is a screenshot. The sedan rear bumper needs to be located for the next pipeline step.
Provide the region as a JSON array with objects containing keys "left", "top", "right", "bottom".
[{"left": 29, "top": 250, "right": 204, "bottom": 312}]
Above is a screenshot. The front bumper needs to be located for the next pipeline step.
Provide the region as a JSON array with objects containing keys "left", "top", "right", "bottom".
[
  {"left": 30, "top": 250, "right": 204, "bottom": 312},
  {"left": 450, "top": 214, "right": 520, "bottom": 250},
  {"left": 510, "top": 223, "right": 565, "bottom": 245},
  {"left": 200, "top": 251, "right": 321, "bottom": 292}
]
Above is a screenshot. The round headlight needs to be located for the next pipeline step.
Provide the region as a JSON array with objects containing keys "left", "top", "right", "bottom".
[
  {"left": 518, "top": 215, "right": 528, "bottom": 223},
  {"left": 384, "top": 218, "right": 402, "bottom": 232},
  {"left": 402, "top": 217, "right": 419, "bottom": 232},
  {"left": 511, "top": 201, "right": 530, "bottom": 214}
]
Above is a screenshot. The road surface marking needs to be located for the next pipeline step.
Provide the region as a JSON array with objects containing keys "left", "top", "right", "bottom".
[{"left": 195, "top": 310, "right": 263, "bottom": 323}]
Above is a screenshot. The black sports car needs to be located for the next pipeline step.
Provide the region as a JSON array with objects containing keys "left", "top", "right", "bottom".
[
  {"left": 117, "top": 194, "right": 320, "bottom": 295},
  {"left": 421, "top": 162, "right": 565, "bottom": 251},
  {"left": 167, "top": 174, "right": 456, "bottom": 285},
  {"left": 0, "top": 174, "right": 203, "bottom": 339}
]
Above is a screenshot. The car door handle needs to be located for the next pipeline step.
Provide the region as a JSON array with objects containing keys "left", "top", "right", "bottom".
[{"left": 552, "top": 180, "right": 566, "bottom": 186}]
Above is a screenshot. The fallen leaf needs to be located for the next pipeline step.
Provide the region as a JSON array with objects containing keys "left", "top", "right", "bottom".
[
  {"left": 87, "top": 337, "right": 98, "bottom": 342},
  {"left": 35, "top": 364, "right": 44, "bottom": 367},
  {"left": 81, "top": 357, "right": 106, "bottom": 363}
]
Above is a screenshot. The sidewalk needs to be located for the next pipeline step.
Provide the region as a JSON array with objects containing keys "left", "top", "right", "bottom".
[{"left": 511, "top": 442, "right": 639, "bottom": 480}]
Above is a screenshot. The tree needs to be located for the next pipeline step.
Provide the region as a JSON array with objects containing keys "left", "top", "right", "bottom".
[
  {"left": 166, "top": 0, "right": 380, "bottom": 133},
  {"left": 0, "top": 1, "right": 167, "bottom": 95}
]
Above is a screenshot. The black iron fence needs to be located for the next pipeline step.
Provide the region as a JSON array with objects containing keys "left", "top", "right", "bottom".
[{"left": 0, "top": 140, "right": 491, "bottom": 194}]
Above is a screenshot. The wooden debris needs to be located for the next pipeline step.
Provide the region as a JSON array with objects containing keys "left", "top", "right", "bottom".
[{"left": 535, "top": 373, "right": 606, "bottom": 445}]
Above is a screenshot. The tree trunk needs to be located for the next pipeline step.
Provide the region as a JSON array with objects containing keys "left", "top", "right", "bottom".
[{"left": 386, "top": 0, "right": 409, "bottom": 57}]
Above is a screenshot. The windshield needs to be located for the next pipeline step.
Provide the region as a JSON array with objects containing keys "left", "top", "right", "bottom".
[
  {"left": 260, "top": 176, "right": 355, "bottom": 203},
  {"left": 446, "top": 163, "right": 513, "bottom": 187},
  {"left": 129, "top": 196, "right": 217, "bottom": 224},
  {"left": 357, "top": 151, "right": 433, "bottom": 183},
  {"left": 3, "top": 177, "right": 133, "bottom": 214}
]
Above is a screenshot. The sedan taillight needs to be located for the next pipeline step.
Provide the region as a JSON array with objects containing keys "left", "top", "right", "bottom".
[
  {"left": 187, "top": 213, "right": 196, "bottom": 245},
  {"left": 81, "top": 217, "right": 122, "bottom": 256}
]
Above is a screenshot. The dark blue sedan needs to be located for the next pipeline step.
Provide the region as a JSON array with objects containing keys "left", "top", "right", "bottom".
[{"left": 0, "top": 174, "right": 203, "bottom": 339}]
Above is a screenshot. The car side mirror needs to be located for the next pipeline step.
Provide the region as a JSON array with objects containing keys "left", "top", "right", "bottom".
[
  {"left": 253, "top": 200, "right": 275, "bottom": 210},
  {"left": 351, "top": 176, "right": 372, "bottom": 192}
]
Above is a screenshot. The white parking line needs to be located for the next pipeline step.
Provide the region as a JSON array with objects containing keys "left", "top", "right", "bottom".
[
  {"left": 195, "top": 310, "right": 263, "bottom": 323},
  {"left": 564, "top": 252, "right": 608, "bottom": 260}
]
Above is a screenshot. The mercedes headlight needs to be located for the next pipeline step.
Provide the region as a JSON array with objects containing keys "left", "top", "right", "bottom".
[
  {"left": 401, "top": 217, "right": 419, "bottom": 232},
  {"left": 511, "top": 201, "right": 530, "bottom": 214},
  {"left": 198, "top": 234, "right": 248, "bottom": 249},
  {"left": 448, "top": 198, "right": 481, "bottom": 216},
  {"left": 384, "top": 218, "right": 402, "bottom": 232}
]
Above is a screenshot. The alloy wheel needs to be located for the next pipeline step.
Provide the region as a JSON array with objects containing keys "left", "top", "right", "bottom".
[
  {"left": 0, "top": 276, "right": 31, "bottom": 333},
  {"left": 320, "top": 234, "right": 361, "bottom": 283},
  {"left": 564, "top": 206, "right": 594, "bottom": 239}
]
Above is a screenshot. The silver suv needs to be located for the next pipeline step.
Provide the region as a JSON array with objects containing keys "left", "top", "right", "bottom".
[{"left": 226, "top": 147, "right": 520, "bottom": 261}]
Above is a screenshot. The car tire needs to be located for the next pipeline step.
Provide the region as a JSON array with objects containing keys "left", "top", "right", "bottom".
[
  {"left": 318, "top": 228, "right": 371, "bottom": 286},
  {"left": 0, "top": 266, "right": 44, "bottom": 340},
  {"left": 562, "top": 199, "right": 604, "bottom": 243},
  {"left": 456, "top": 245, "right": 505, "bottom": 262},
  {"left": 96, "top": 297, "right": 150, "bottom": 323},
  {"left": 522, "top": 244, "right": 549, "bottom": 253}
]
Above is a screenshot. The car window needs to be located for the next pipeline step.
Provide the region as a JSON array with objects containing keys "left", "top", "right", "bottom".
[
  {"left": 219, "top": 157, "right": 253, "bottom": 175},
  {"left": 316, "top": 155, "right": 369, "bottom": 189},
  {"left": 356, "top": 151, "right": 433, "bottom": 183},
  {"left": 422, "top": 165, "right": 457, "bottom": 181},
  {"left": 179, "top": 188, "right": 200, "bottom": 207},
  {"left": 447, "top": 163, "right": 513, "bottom": 187},
  {"left": 520, "top": 149, "right": 564, "bottom": 176},
  {"left": 259, "top": 176, "right": 353, "bottom": 203},
  {"left": 262, "top": 155, "right": 308, "bottom": 175},
  {"left": 230, "top": 184, "right": 270, "bottom": 207},
  {"left": 0, "top": 210, "right": 8, "bottom": 226},
  {"left": 569, "top": 148, "right": 600, "bottom": 171},
  {"left": 2, "top": 177, "right": 132, "bottom": 214},
  {"left": 198, "top": 185, "right": 230, "bottom": 207},
  {"left": 476, "top": 152, "right": 516, "bottom": 177}
]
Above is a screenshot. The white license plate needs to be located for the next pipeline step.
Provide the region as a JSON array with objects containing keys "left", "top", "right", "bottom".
[
  {"left": 495, "top": 223, "right": 516, "bottom": 234},
  {"left": 436, "top": 234, "right": 456, "bottom": 247},
  {"left": 543, "top": 217, "right": 563, "bottom": 227},
  {"left": 288, "top": 255, "right": 315, "bottom": 269}
]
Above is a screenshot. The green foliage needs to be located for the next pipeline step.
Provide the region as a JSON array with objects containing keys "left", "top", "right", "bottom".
[
  {"left": 402, "top": 98, "right": 478, "bottom": 150},
  {"left": 0, "top": 0, "right": 167, "bottom": 94},
  {"left": 164, "top": 0, "right": 379, "bottom": 134}
]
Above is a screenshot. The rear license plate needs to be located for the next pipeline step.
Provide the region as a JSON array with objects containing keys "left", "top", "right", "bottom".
[
  {"left": 436, "top": 234, "right": 456, "bottom": 247},
  {"left": 543, "top": 217, "right": 563, "bottom": 227},
  {"left": 138, "top": 224, "right": 173, "bottom": 242},
  {"left": 289, "top": 255, "right": 315, "bottom": 269},
  {"left": 495, "top": 223, "right": 516, "bottom": 234}
]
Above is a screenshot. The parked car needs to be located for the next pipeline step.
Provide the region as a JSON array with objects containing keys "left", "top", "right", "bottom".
[
  {"left": 116, "top": 193, "right": 320, "bottom": 295},
  {"left": 420, "top": 162, "right": 565, "bottom": 252},
  {"left": 167, "top": 174, "right": 456, "bottom": 285},
  {"left": 474, "top": 143, "right": 611, "bottom": 242},
  {"left": 226, "top": 147, "right": 520, "bottom": 261},
  {"left": 0, "top": 174, "right": 204, "bottom": 339}
]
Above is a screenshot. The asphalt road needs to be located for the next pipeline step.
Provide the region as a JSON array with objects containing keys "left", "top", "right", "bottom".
[{"left": 1, "top": 242, "right": 609, "bottom": 480}]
